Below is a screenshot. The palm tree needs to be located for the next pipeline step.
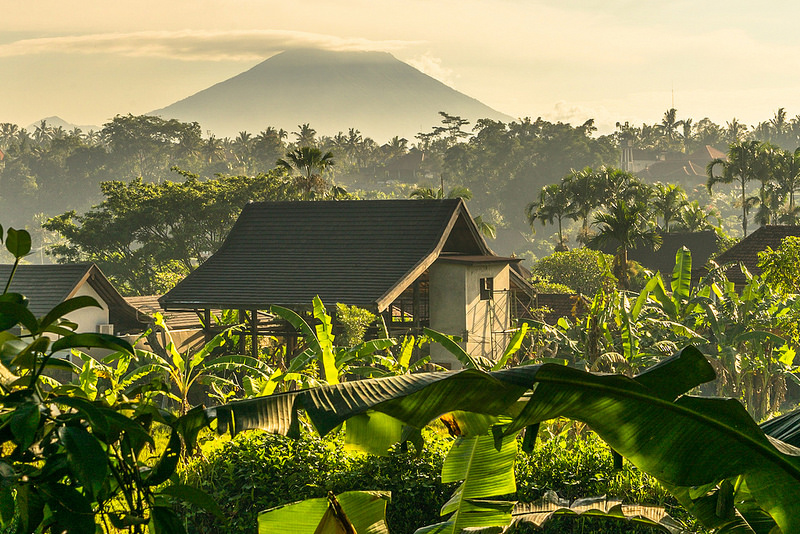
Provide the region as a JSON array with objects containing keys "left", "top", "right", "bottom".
[
  {"left": 562, "top": 167, "right": 602, "bottom": 243},
  {"left": 277, "top": 147, "right": 334, "bottom": 197},
  {"left": 660, "top": 108, "right": 681, "bottom": 138},
  {"left": 753, "top": 183, "right": 784, "bottom": 226},
  {"left": 525, "top": 183, "right": 574, "bottom": 251},
  {"left": 771, "top": 147, "right": 800, "bottom": 224},
  {"left": 726, "top": 118, "right": 747, "bottom": 144},
  {"left": 201, "top": 135, "right": 225, "bottom": 164},
  {"left": 292, "top": 124, "right": 317, "bottom": 147},
  {"left": 681, "top": 118, "right": 694, "bottom": 153},
  {"left": 673, "top": 201, "right": 721, "bottom": 233},
  {"left": 0, "top": 123, "right": 19, "bottom": 150},
  {"left": 771, "top": 108, "right": 788, "bottom": 143},
  {"left": 588, "top": 201, "right": 662, "bottom": 289},
  {"left": 32, "top": 120, "right": 53, "bottom": 145},
  {"left": 651, "top": 183, "right": 689, "bottom": 232},
  {"left": 707, "top": 140, "right": 768, "bottom": 236}
]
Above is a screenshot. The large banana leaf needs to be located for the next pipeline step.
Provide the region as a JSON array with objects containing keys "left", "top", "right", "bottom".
[
  {"left": 416, "top": 433, "right": 517, "bottom": 534},
  {"left": 510, "top": 490, "right": 683, "bottom": 533},
  {"left": 204, "top": 346, "right": 800, "bottom": 531},
  {"left": 257, "top": 491, "right": 390, "bottom": 534},
  {"left": 501, "top": 365, "right": 800, "bottom": 533},
  {"left": 209, "top": 347, "right": 709, "bottom": 442},
  {"left": 671, "top": 246, "right": 692, "bottom": 302}
]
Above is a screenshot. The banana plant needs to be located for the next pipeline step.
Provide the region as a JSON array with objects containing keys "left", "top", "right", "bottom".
[
  {"left": 509, "top": 490, "right": 683, "bottom": 533},
  {"left": 695, "top": 266, "right": 799, "bottom": 419},
  {"left": 185, "top": 346, "right": 800, "bottom": 533},
  {"left": 268, "top": 296, "right": 397, "bottom": 388},
  {"left": 423, "top": 323, "right": 529, "bottom": 371},
  {"left": 135, "top": 312, "right": 273, "bottom": 415},
  {"left": 415, "top": 433, "right": 518, "bottom": 534},
  {"left": 0, "top": 227, "right": 221, "bottom": 533},
  {"left": 258, "top": 491, "right": 390, "bottom": 534}
]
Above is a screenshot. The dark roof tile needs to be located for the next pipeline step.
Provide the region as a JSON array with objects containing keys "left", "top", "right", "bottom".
[
  {"left": 161, "top": 199, "right": 492, "bottom": 311},
  {"left": 713, "top": 225, "right": 800, "bottom": 284}
]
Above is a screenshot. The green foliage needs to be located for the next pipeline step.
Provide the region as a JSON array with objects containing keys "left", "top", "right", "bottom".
[
  {"left": 179, "top": 431, "right": 453, "bottom": 534},
  {"left": 206, "top": 345, "right": 800, "bottom": 532},
  {"left": 135, "top": 313, "right": 273, "bottom": 415},
  {"left": 335, "top": 303, "right": 377, "bottom": 347},
  {"left": 531, "top": 248, "right": 616, "bottom": 296},
  {"left": 44, "top": 170, "right": 303, "bottom": 295},
  {"left": 0, "top": 226, "right": 218, "bottom": 533},
  {"left": 179, "top": 430, "right": 677, "bottom": 534},
  {"left": 529, "top": 275, "right": 574, "bottom": 294},
  {"left": 758, "top": 235, "right": 800, "bottom": 294},
  {"left": 267, "top": 297, "right": 398, "bottom": 390},
  {"left": 258, "top": 490, "right": 390, "bottom": 534}
]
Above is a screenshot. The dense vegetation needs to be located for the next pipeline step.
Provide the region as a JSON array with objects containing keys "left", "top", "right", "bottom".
[
  {"left": 3, "top": 107, "right": 800, "bottom": 274},
  {"left": 180, "top": 430, "right": 679, "bottom": 534},
  {"left": 5, "top": 107, "right": 800, "bottom": 533}
]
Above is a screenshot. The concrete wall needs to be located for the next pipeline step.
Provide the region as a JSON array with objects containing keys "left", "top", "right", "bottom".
[
  {"left": 429, "top": 260, "right": 511, "bottom": 368},
  {"left": 465, "top": 263, "right": 510, "bottom": 362},
  {"left": 429, "top": 262, "right": 467, "bottom": 369}
]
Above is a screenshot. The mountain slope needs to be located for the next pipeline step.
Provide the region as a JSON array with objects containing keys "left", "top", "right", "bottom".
[{"left": 150, "top": 49, "right": 513, "bottom": 142}]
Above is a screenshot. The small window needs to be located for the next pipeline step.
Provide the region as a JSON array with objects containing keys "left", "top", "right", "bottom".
[{"left": 479, "top": 277, "right": 494, "bottom": 300}]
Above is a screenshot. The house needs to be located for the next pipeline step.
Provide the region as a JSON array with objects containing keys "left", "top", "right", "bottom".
[
  {"left": 0, "top": 263, "right": 147, "bottom": 336},
  {"left": 709, "top": 225, "right": 800, "bottom": 286},
  {"left": 620, "top": 141, "right": 727, "bottom": 189},
  {"left": 591, "top": 230, "right": 719, "bottom": 281},
  {"left": 160, "top": 199, "right": 528, "bottom": 368}
]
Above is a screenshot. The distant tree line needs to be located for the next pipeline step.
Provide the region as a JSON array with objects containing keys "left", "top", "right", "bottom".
[{"left": 4, "top": 107, "right": 800, "bottom": 289}]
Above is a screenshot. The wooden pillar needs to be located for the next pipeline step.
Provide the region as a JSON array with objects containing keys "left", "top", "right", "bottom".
[
  {"left": 412, "top": 279, "right": 420, "bottom": 335},
  {"left": 250, "top": 309, "right": 259, "bottom": 359},
  {"left": 238, "top": 310, "right": 247, "bottom": 354}
]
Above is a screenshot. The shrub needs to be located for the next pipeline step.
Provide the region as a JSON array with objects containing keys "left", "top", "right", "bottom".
[
  {"left": 179, "top": 430, "right": 453, "bottom": 534},
  {"left": 532, "top": 248, "right": 616, "bottom": 296},
  {"left": 179, "top": 430, "right": 697, "bottom": 534}
]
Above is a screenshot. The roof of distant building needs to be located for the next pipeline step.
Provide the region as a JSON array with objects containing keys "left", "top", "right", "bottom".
[{"left": 712, "top": 225, "right": 800, "bottom": 284}]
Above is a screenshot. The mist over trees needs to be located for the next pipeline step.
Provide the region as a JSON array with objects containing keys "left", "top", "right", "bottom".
[{"left": 3, "top": 107, "right": 800, "bottom": 288}]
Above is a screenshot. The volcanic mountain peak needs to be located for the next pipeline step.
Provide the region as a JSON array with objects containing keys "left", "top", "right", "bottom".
[{"left": 150, "top": 49, "right": 513, "bottom": 142}]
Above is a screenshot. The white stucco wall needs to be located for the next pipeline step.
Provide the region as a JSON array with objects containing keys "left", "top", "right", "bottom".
[
  {"left": 429, "top": 260, "right": 511, "bottom": 368},
  {"left": 64, "top": 283, "right": 110, "bottom": 333}
]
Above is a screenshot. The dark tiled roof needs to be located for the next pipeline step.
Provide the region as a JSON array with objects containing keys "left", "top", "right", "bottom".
[
  {"left": 637, "top": 145, "right": 725, "bottom": 181},
  {"left": 536, "top": 293, "right": 589, "bottom": 325},
  {"left": 0, "top": 263, "right": 147, "bottom": 332},
  {"left": 0, "top": 263, "right": 95, "bottom": 316},
  {"left": 592, "top": 231, "right": 718, "bottom": 276},
  {"left": 713, "top": 225, "right": 800, "bottom": 285},
  {"left": 161, "top": 199, "right": 492, "bottom": 311}
]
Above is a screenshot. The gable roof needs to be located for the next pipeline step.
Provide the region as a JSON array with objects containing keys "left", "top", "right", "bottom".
[
  {"left": 0, "top": 263, "right": 147, "bottom": 331},
  {"left": 712, "top": 225, "right": 800, "bottom": 284},
  {"left": 591, "top": 231, "right": 718, "bottom": 276},
  {"left": 637, "top": 145, "right": 726, "bottom": 181},
  {"left": 161, "top": 199, "right": 494, "bottom": 312}
]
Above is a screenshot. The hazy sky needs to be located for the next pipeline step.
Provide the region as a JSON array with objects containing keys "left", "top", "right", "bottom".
[{"left": 3, "top": 0, "right": 800, "bottom": 134}]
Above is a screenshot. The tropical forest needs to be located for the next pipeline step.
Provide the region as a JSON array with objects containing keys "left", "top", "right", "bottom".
[{"left": 3, "top": 104, "right": 800, "bottom": 534}]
